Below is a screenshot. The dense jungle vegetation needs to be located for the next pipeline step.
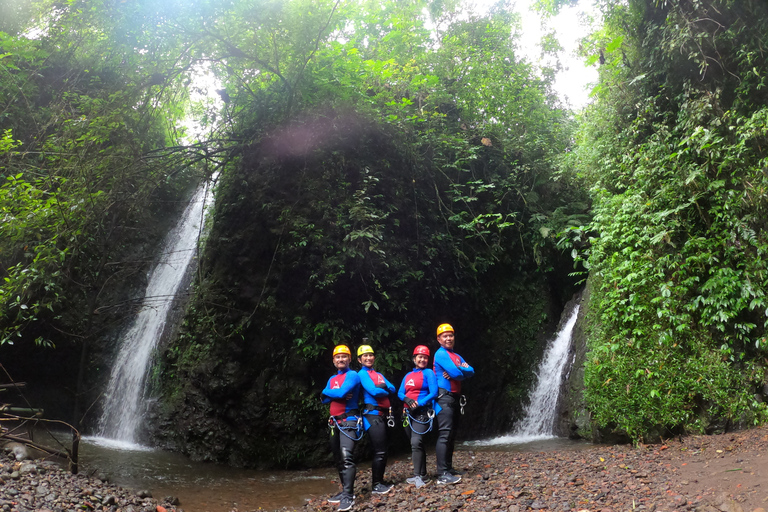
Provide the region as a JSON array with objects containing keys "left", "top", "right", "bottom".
[{"left": 1, "top": 0, "right": 767, "bottom": 467}]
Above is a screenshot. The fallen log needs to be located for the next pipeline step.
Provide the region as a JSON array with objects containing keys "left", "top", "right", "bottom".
[
  {"left": 0, "top": 406, "right": 44, "bottom": 417},
  {"left": 0, "top": 382, "right": 26, "bottom": 390},
  {"left": 1, "top": 431, "right": 72, "bottom": 461}
]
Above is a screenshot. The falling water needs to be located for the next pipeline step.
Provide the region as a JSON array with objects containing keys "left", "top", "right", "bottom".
[
  {"left": 94, "top": 182, "right": 213, "bottom": 448},
  {"left": 513, "top": 304, "right": 580, "bottom": 438},
  {"left": 470, "top": 304, "right": 580, "bottom": 446}
]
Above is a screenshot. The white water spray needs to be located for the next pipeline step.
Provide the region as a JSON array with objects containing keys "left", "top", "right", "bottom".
[
  {"left": 472, "top": 304, "right": 580, "bottom": 446},
  {"left": 93, "top": 182, "right": 213, "bottom": 449}
]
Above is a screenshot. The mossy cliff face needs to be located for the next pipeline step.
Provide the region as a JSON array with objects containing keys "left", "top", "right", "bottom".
[{"left": 149, "top": 111, "right": 580, "bottom": 468}]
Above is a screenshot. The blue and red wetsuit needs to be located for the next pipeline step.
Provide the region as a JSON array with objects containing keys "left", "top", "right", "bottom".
[
  {"left": 398, "top": 367, "right": 439, "bottom": 478},
  {"left": 433, "top": 346, "right": 474, "bottom": 393},
  {"left": 322, "top": 368, "right": 362, "bottom": 419},
  {"left": 433, "top": 346, "right": 474, "bottom": 476},
  {"left": 358, "top": 366, "right": 395, "bottom": 424},
  {"left": 358, "top": 366, "right": 396, "bottom": 487},
  {"left": 321, "top": 368, "right": 361, "bottom": 498}
]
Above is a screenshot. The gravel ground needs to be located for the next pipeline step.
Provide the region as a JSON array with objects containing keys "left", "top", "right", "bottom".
[
  {"left": 2, "top": 425, "right": 768, "bottom": 512},
  {"left": 286, "top": 425, "right": 768, "bottom": 512},
  {"left": 0, "top": 450, "right": 181, "bottom": 512}
]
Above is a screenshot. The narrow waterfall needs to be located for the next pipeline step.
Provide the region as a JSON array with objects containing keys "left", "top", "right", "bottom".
[
  {"left": 94, "top": 182, "right": 213, "bottom": 448},
  {"left": 512, "top": 304, "right": 580, "bottom": 438},
  {"left": 471, "top": 304, "right": 580, "bottom": 446}
]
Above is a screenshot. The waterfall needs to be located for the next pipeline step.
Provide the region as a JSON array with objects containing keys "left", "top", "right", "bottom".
[
  {"left": 512, "top": 304, "right": 580, "bottom": 438},
  {"left": 93, "top": 182, "right": 213, "bottom": 449},
  {"left": 471, "top": 304, "right": 580, "bottom": 446}
]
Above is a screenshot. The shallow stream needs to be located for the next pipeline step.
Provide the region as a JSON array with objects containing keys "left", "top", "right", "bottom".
[{"left": 79, "top": 436, "right": 337, "bottom": 511}]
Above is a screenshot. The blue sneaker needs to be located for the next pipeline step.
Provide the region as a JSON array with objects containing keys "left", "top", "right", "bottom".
[
  {"left": 437, "top": 473, "right": 461, "bottom": 485},
  {"left": 338, "top": 495, "right": 355, "bottom": 511},
  {"left": 371, "top": 482, "right": 393, "bottom": 494}
]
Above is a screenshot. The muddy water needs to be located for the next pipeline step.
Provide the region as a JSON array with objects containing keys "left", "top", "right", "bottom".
[{"left": 78, "top": 437, "right": 337, "bottom": 511}]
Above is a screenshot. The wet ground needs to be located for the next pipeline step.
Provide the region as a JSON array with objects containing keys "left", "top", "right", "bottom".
[
  {"left": 8, "top": 427, "right": 767, "bottom": 512},
  {"left": 79, "top": 436, "right": 338, "bottom": 511}
]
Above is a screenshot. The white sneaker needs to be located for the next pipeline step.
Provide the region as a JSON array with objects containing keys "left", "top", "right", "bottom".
[{"left": 406, "top": 475, "right": 429, "bottom": 488}]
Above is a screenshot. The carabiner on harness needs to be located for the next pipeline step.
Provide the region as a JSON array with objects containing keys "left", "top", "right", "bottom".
[
  {"left": 404, "top": 408, "right": 435, "bottom": 435},
  {"left": 386, "top": 407, "right": 395, "bottom": 428},
  {"left": 331, "top": 415, "right": 364, "bottom": 442},
  {"left": 459, "top": 394, "right": 467, "bottom": 415}
]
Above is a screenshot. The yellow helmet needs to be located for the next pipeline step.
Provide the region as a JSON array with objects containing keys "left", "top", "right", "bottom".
[
  {"left": 333, "top": 345, "right": 351, "bottom": 357},
  {"left": 436, "top": 323, "right": 454, "bottom": 336},
  {"left": 357, "top": 345, "right": 374, "bottom": 356}
]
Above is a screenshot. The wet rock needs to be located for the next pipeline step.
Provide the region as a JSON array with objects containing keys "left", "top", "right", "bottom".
[
  {"left": 719, "top": 501, "right": 745, "bottom": 512},
  {"left": 163, "top": 495, "right": 181, "bottom": 505},
  {"left": 19, "top": 462, "right": 37, "bottom": 475},
  {"left": 0, "top": 451, "right": 177, "bottom": 512}
]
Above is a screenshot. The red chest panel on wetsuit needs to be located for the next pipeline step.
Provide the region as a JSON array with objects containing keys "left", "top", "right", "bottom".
[
  {"left": 370, "top": 371, "right": 391, "bottom": 408},
  {"left": 446, "top": 352, "right": 464, "bottom": 393},
  {"left": 404, "top": 371, "right": 427, "bottom": 401},
  {"left": 329, "top": 373, "right": 352, "bottom": 417}
]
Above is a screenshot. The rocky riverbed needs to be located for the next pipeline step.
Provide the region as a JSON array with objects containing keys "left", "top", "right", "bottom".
[
  {"left": 2, "top": 426, "right": 768, "bottom": 512},
  {"left": 0, "top": 450, "right": 180, "bottom": 512},
  {"left": 287, "top": 425, "right": 768, "bottom": 512}
]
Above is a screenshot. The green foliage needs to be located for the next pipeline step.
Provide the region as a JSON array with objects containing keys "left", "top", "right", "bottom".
[
  {"left": 0, "top": 4, "right": 204, "bottom": 347},
  {"left": 149, "top": 0, "right": 587, "bottom": 466},
  {"left": 577, "top": 0, "right": 768, "bottom": 440}
]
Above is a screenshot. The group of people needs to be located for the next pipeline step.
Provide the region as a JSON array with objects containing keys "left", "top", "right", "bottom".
[{"left": 321, "top": 323, "right": 475, "bottom": 512}]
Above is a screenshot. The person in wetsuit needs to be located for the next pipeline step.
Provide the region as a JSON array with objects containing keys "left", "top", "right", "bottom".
[
  {"left": 357, "top": 343, "right": 396, "bottom": 495},
  {"left": 321, "top": 345, "right": 362, "bottom": 512},
  {"left": 433, "top": 323, "right": 474, "bottom": 485},
  {"left": 398, "top": 344, "right": 439, "bottom": 488}
]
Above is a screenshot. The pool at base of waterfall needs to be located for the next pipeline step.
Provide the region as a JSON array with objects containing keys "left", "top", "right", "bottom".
[{"left": 77, "top": 435, "right": 338, "bottom": 511}]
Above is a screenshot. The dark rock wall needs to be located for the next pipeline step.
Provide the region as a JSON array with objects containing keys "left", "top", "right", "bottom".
[{"left": 143, "top": 112, "right": 584, "bottom": 468}]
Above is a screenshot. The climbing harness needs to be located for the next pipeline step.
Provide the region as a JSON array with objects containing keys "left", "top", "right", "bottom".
[
  {"left": 329, "top": 415, "right": 364, "bottom": 441},
  {"left": 402, "top": 407, "right": 435, "bottom": 434},
  {"left": 364, "top": 404, "right": 395, "bottom": 427}
]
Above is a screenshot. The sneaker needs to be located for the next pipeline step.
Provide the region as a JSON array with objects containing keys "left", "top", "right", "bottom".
[
  {"left": 338, "top": 495, "right": 355, "bottom": 511},
  {"left": 448, "top": 468, "right": 465, "bottom": 476},
  {"left": 371, "top": 482, "right": 393, "bottom": 494},
  {"left": 436, "top": 473, "right": 461, "bottom": 485},
  {"left": 328, "top": 491, "right": 344, "bottom": 504},
  {"left": 406, "top": 475, "right": 430, "bottom": 488}
]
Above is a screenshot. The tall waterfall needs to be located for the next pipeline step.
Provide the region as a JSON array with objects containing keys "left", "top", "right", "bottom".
[
  {"left": 512, "top": 304, "right": 580, "bottom": 438},
  {"left": 472, "top": 304, "right": 580, "bottom": 446},
  {"left": 94, "top": 182, "right": 213, "bottom": 448}
]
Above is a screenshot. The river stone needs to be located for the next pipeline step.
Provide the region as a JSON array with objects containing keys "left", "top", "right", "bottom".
[{"left": 19, "top": 462, "right": 37, "bottom": 475}]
